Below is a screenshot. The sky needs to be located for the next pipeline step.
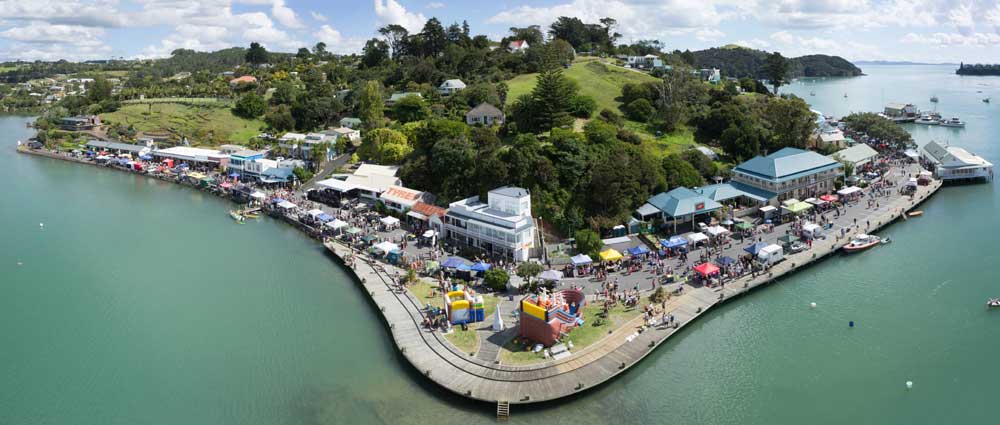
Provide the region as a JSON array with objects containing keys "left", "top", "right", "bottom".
[{"left": 1, "top": 0, "right": 1000, "bottom": 63}]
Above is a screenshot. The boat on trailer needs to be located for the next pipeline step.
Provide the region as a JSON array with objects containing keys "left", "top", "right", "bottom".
[{"left": 843, "top": 234, "right": 881, "bottom": 253}]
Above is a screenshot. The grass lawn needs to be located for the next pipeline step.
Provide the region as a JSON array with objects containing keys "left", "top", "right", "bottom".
[
  {"left": 505, "top": 57, "right": 659, "bottom": 112},
  {"left": 499, "top": 301, "right": 647, "bottom": 365},
  {"left": 101, "top": 103, "right": 264, "bottom": 146},
  {"left": 621, "top": 121, "right": 697, "bottom": 159},
  {"left": 408, "top": 279, "right": 504, "bottom": 355},
  {"left": 444, "top": 327, "right": 479, "bottom": 355}
]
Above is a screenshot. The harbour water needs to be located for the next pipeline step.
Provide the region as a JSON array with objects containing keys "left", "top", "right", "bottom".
[{"left": 3, "top": 64, "right": 1000, "bottom": 424}]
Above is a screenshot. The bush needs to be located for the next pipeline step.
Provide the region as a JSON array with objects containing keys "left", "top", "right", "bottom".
[
  {"left": 569, "top": 95, "right": 596, "bottom": 118},
  {"left": 483, "top": 269, "right": 510, "bottom": 292},
  {"left": 624, "top": 98, "right": 654, "bottom": 122},
  {"left": 233, "top": 93, "right": 266, "bottom": 119},
  {"left": 617, "top": 128, "right": 642, "bottom": 145},
  {"left": 598, "top": 108, "right": 625, "bottom": 127}
]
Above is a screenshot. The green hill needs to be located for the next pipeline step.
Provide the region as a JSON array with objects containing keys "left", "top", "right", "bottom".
[
  {"left": 505, "top": 57, "right": 660, "bottom": 111},
  {"left": 690, "top": 47, "right": 862, "bottom": 78},
  {"left": 101, "top": 102, "right": 265, "bottom": 146}
]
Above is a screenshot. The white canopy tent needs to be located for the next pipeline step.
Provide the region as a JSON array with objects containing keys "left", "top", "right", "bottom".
[
  {"left": 380, "top": 216, "right": 400, "bottom": 227},
  {"left": 324, "top": 219, "right": 348, "bottom": 230},
  {"left": 837, "top": 186, "right": 862, "bottom": 196},
  {"left": 372, "top": 241, "right": 399, "bottom": 255},
  {"left": 307, "top": 208, "right": 325, "bottom": 218},
  {"left": 250, "top": 191, "right": 267, "bottom": 200},
  {"left": 687, "top": 232, "right": 709, "bottom": 244},
  {"left": 705, "top": 225, "right": 729, "bottom": 237},
  {"left": 277, "top": 200, "right": 297, "bottom": 209}
]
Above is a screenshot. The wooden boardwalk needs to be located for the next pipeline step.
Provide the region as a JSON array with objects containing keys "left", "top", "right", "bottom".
[{"left": 324, "top": 178, "right": 942, "bottom": 407}]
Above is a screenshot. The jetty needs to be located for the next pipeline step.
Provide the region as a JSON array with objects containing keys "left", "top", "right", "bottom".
[{"left": 323, "top": 173, "right": 941, "bottom": 411}]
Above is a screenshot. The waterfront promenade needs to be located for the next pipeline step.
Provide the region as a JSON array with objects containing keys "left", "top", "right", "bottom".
[
  {"left": 322, "top": 169, "right": 942, "bottom": 407},
  {"left": 16, "top": 146, "right": 943, "bottom": 409}
]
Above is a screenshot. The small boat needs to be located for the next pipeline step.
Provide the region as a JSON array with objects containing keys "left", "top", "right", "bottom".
[
  {"left": 229, "top": 210, "right": 245, "bottom": 223},
  {"left": 988, "top": 298, "right": 1000, "bottom": 308},
  {"left": 810, "top": 91, "right": 815, "bottom": 96},
  {"left": 940, "top": 117, "right": 965, "bottom": 127},
  {"left": 984, "top": 98, "right": 991, "bottom": 103},
  {"left": 843, "top": 234, "right": 881, "bottom": 253},
  {"left": 908, "top": 210, "right": 923, "bottom": 217},
  {"left": 930, "top": 95, "right": 938, "bottom": 103},
  {"left": 915, "top": 115, "right": 939, "bottom": 125},
  {"left": 843, "top": 93, "right": 848, "bottom": 98}
]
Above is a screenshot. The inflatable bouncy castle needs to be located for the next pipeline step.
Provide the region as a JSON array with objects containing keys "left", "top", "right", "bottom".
[
  {"left": 443, "top": 290, "right": 485, "bottom": 325},
  {"left": 518, "top": 289, "right": 586, "bottom": 346}
]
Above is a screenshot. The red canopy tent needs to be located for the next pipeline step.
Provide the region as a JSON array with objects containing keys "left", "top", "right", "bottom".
[
  {"left": 693, "top": 262, "right": 720, "bottom": 277},
  {"left": 819, "top": 194, "right": 839, "bottom": 202}
]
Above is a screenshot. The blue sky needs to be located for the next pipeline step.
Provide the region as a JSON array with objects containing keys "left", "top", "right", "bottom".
[{"left": 1, "top": 0, "right": 1000, "bottom": 63}]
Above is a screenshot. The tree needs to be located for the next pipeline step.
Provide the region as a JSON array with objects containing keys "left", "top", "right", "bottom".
[
  {"left": 624, "top": 98, "right": 654, "bottom": 122},
  {"left": 515, "top": 262, "right": 543, "bottom": 287},
  {"left": 661, "top": 154, "right": 704, "bottom": 188},
  {"left": 483, "top": 269, "right": 510, "bottom": 292},
  {"left": 245, "top": 42, "right": 269, "bottom": 66},
  {"left": 359, "top": 80, "right": 384, "bottom": 130},
  {"left": 233, "top": 92, "right": 266, "bottom": 118},
  {"left": 270, "top": 81, "right": 298, "bottom": 106},
  {"left": 420, "top": 18, "right": 447, "bottom": 57},
  {"left": 530, "top": 63, "right": 577, "bottom": 131},
  {"left": 680, "top": 149, "right": 717, "bottom": 180},
  {"left": 574, "top": 229, "right": 602, "bottom": 259},
  {"left": 296, "top": 47, "right": 311, "bottom": 60},
  {"left": 313, "top": 42, "right": 327, "bottom": 57},
  {"left": 291, "top": 96, "right": 342, "bottom": 131},
  {"left": 86, "top": 76, "right": 112, "bottom": 104},
  {"left": 569, "top": 95, "right": 596, "bottom": 118},
  {"left": 392, "top": 94, "right": 430, "bottom": 123},
  {"left": 764, "top": 51, "right": 789, "bottom": 94},
  {"left": 361, "top": 38, "right": 389, "bottom": 68},
  {"left": 378, "top": 24, "right": 409, "bottom": 59},
  {"left": 720, "top": 122, "right": 768, "bottom": 162},
  {"left": 359, "top": 128, "right": 412, "bottom": 164},
  {"left": 265, "top": 104, "right": 295, "bottom": 131}
]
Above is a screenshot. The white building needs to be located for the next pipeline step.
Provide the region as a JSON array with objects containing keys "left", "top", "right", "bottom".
[
  {"left": 507, "top": 40, "right": 529, "bottom": 53},
  {"left": 153, "top": 146, "right": 229, "bottom": 166},
  {"left": 438, "top": 79, "right": 467, "bottom": 96},
  {"left": 279, "top": 132, "right": 332, "bottom": 160},
  {"left": 830, "top": 144, "right": 879, "bottom": 171},
  {"left": 379, "top": 185, "right": 427, "bottom": 213},
  {"left": 921, "top": 141, "right": 993, "bottom": 182},
  {"left": 444, "top": 186, "right": 536, "bottom": 262},
  {"left": 316, "top": 164, "right": 401, "bottom": 202},
  {"left": 323, "top": 127, "right": 361, "bottom": 148}
]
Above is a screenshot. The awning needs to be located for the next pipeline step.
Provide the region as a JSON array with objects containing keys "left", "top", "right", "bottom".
[
  {"left": 660, "top": 236, "right": 688, "bottom": 249},
  {"left": 187, "top": 172, "right": 207, "bottom": 179},
  {"left": 250, "top": 191, "right": 266, "bottom": 199},
  {"left": 570, "top": 254, "right": 593, "bottom": 265},
  {"left": 277, "top": 200, "right": 297, "bottom": 209},
  {"left": 627, "top": 246, "right": 650, "bottom": 256},
  {"left": 345, "top": 227, "right": 362, "bottom": 235},
  {"left": 837, "top": 186, "right": 862, "bottom": 196},
  {"left": 307, "top": 208, "right": 325, "bottom": 217},
  {"left": 599, "top": 249, "right": 623, "bottom": 262},
  {"left": 778, "top": 234, "right": 800, "bottom": 244},
  {"left": 759, "top": 205, "right": 777, "bottom": 213},
  {"left": 745, "top": 242, "right": 769, "bottom": 255},
  {"left": 806, "top": 198, "right": 826, "bottom": 206},
  {"left": 735, "top": 222, "right": 753, "bottom": 230},
  {"left": 470, "top": 262, "right": 491, "bottom": 272},
  {"left": 819, "top": 194, "right": 839, "bottom": 202},
  {"left": 316, "top": 213, "right": 335, "bottom": 222},
  {"left": 693, "top": 262, "right": 720, "bottom": 276},
  {"left": 380, "top": 216, "right": 400, "bottom": 226},
  {"left": 783, "top": 201, "right": 812, "bottom": 214},
  {"left": 687, "top": 232, "right": 709, "bottom": 244},
  {"left": 539, "top": 269, "right": 563, "bottom": 281},
  {"left": 406, "top": 210, "right": 428, "bottom": 220},
  {"left": 324, "top": 219, "right": 348, "bottom": 230},
  {"left": 716, "top": 256, "right": 736, "bottom": 266}
]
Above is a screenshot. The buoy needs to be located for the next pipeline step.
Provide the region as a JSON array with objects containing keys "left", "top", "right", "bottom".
[
  {"left": 39, "top": 222, "right": 44, "bottom": 228},
  {"left": 16, "top": 261, "right": 22, "bottom": 266},
  {"left": 906, "top": 381, "right": 913, "bottom": 389},
  {"left": 810, "top": 302, "right": 817, "bottom": 308},
  {"left": 849, "top": 321, "right": 855, "bottom": 327}
]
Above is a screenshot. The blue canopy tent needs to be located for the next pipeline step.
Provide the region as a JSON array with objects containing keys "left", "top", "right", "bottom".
[
  {"left": 229, "top": 172, "right": 241, "bottom": 178},
  {"left": 139, "top": 155, "right": 153, "bottom": 161},
  {"left": 570, "top": 254, "right": 593, "bottom": 266},
  {"left": 456, "top": 263, "right": 473, "bottom": 272},
  {"left": 744, "top": 242, "right": 769, "bottom": 255},
  {"left": 716, "top": 256, "right": 737, "bottom": 267},
  {"left": 470, "top": 262, "right": 491, "bottom": 272},
  {"left": 627, "top": 246, "right": 650, "bottom": 256},
  {"left": 441, "top": 257, "right": 466, "bottom": 269},
  {"left": 316, "top": 213, "right": 335, "bottom": 223},
  {"left": 660, "top": 236, "right": 689, "bottom": 249},
  {"left": 271, "top": 197, "right": 286, "bottom": 204}
]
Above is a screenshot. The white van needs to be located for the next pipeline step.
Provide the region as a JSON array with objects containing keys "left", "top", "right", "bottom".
[
  {"left": 802, "top": 223, "right": 823, "bottom": 240},
  {"left": 757, "top": 244, "right": 784, "bottom": 266}
]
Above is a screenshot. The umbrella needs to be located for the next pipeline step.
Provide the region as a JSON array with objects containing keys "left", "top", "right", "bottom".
[
  {"left": 693, "top": 262, "right": 720, "bottom": 277},
  {"left": 744, "top": 242, "right": 769, "bottom": 255},
  {"left": 539, "top": 269, "right": 563, "bottom": 281},
  {"left": 716, "top": 256, "right": 736, "bottom": 266},
  {"left": 470, "top": 262, "right": 491, "bottom": 272}
]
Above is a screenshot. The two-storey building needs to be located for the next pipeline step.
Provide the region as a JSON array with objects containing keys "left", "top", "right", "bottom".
[{"left": 444, "top": 186, "right": 536, "bottom": 262}]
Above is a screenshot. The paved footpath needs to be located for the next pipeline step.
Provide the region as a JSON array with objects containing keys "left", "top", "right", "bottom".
[{"left": 323, "top": 165, "right": 942, "bottom": 408}]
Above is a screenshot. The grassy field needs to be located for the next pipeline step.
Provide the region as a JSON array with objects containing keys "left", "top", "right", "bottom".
[
  {"left": 101, "top": 103, "right": 264, "bottom": 145},
  {"left": 408, "top": 279, "right": 503, "bottom": 354},
  {"left": 499, "top": 301, "right": 646, "bottom": 365},
  {"left": 121, "top": 97, "right": 228, "bottom": 106},
  {"left": 505, "top": 57, "right": 659, "bottom": 111}
]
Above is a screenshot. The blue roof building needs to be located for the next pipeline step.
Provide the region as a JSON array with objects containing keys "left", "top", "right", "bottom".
[
  {"left": 636, "top": 187, "right": 722, "bottom": 233},
  {"left": 731, "top": 147, "right": 843, "bottom": 203}
]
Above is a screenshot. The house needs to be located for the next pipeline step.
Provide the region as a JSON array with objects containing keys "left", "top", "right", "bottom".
[
  {"left": 379, "top": 185, "right": 431, "bottom": 213},
  {"left": 323, "top": 127, "right": 361, "bottom": 147},
  {"left": 731, "top": 147, "right": 844, "bottom": 203},
  {"left": 830, "top": 144, "right": 879, "bottom": 172},
  {"left": 340, "top": 117, "right": 362, "bottom": 129},
  {"left": 699, "top": 68, "right": 722, "bottom": 84},
  {"left": 444, "top": 186, "right": 536, "bottom": 262},
  {"left": 465, "top": 103, "right": 505, "bottom": 126},
  {"left": 58, "top": 115, "right": 100, "bottom": 131},
  {"left": 438, "top": 79, "right": 467, "bottom": 96},
  {"left": 229, "top": 75, "right": 257, "bottom": 85},
  {"left": 408, "top": 201, "right": 447, "bottom": 235},
  {"left": 625, "top": 54, "right": 661, "bottom": 70},
  {"left": 921, "top": 140, "right": 993, "bottom": 182},
  {"left": 817, "top": 129, "right": 848, "bottom": 149},
  {"left": 507, "top": 40, "right": 529, "bottom": 53},
  {"left": 635, "top": 187, "right": 722, "bottom": 233},
  {"left": 229, "top": 150, "right": 297, "bottom": 184},
  {"left": 315, "top": 164, "right": 401, "bottom": 202},
  {"left": 153, "top": 146, "right": 230, "bottom": 167},
  {"left": 387, "top": 92, "right": 422, "bottom": 105},
  {"left": 278, "top": 132, "right": 332, "bottom": 160}
]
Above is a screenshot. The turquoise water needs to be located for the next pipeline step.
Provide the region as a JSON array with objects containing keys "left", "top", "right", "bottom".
[{"left": 3, "top": 64, "right": 1000, "bottom": 424}]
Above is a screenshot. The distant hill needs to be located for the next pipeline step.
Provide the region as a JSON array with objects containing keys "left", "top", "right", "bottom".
[
  {"left": 689, "top": 47, "right": 863, "bottom": 79},
  {"left": 855, "top": 60, "right": 957, "bottom": 66}
]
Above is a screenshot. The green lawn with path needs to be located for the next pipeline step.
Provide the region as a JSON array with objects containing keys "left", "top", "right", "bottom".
[
  {"left": 408, "top": 279, "right": 502, "bottom": 354},
  {"left": 101, "top": 102, "right": 264, "bottom": 146}
]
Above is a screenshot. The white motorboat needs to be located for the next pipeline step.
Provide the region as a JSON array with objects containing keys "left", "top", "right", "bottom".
[
  {"left": 988, "top": 298, "right": 1000, "bottom": 308},
  {"left": 915, "top": 115, "right": 939, "bottom": 125},
  {"left": 843, "top": 234, "right": 881, "bottom": 253},
  {"left": 939, "top": 117, "right": 965, "bottom": 127}
]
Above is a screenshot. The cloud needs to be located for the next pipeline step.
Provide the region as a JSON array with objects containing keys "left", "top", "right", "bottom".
[
  {"left": 695, "top": 28, "right": 725, "bottom": 42},
  {"left": 270, "top": 0, "right": 303, "bottom": 29},
  {"left": 768, "top": 30, "right": 879, "bottom": 59},
  {"left": 734, "top": 38, "right": 769, "bottom": 49},
  {"left": 374, "top": 0, "right": 428, "bottom": 33},
  {"left": 948, "top": 4, "right": 975, "bottom": 36},
  {"left": 427, "top": 2, "right": 445, "bottom": 8},
  {"left": 310, "top": 11, "right": 328, "bottom": 22},
  {"left": 0, "top": 0, "right": 125, "bottom": 27},
  {"left": 902, "top": 31, "right": 1000, "bottom": 46},
  {"left": 314, "top": 25, "right": 365, "bottom": 54},
  {"left": 0, "top": 21, "right": 105, "bottom": 45}
]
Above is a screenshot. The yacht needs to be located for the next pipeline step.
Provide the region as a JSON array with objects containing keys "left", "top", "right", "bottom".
[
  {"left": 940, "top": 117, "right": 965, "bottom": 127},
  {"left": 915, "top": 115, "right": 939, "bottom": 125}
]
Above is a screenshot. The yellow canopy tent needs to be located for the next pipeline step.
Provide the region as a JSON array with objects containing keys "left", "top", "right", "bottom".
[{"left": 599, "top": 248, "right": 624, "bottom": 262}]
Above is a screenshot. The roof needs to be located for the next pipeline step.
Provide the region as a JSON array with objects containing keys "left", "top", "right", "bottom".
[
  {"left": 439, "top": 79, "right": 466, "bottom": 89},
  {"left": 340, "top": 117, "right": 362, "bottom": 124},
  {"left": 490, "top": 186, "right": 528, "bottom": 198},
  {"left": 695, "top": 182, "right": 775, "bottom": 203},
  {"left": 231, "top": 150, "right": 264, "bottom": 158},
  {"left": 153, "top": 146, "right": 228, "bottom": 161},
  {"left": 331, "top": 127, "right": 358, "bottom": 135},
  {"left": 831, "top": 144, "right": 879, "bottom": 165},
  {"left": 921, "top": 141, "right": 993, "bottom": 169},
  {"left": 734, "top": 147, "right": 843, "bottom": 182},
  {"left": 820, "top": 130, "right": 846, "bottom": 143},
  {"left": 508, "top": 40, "right": 528, "bottom": 48},
  {"left": 389, "top": 92, "right": 422, "bottom": 102},
  {"left": 646, "top": 187, "right": 722, "bottom": 218},
  {"left": 411, "top": 201, "right": 447, "bottom": 218},
  {"left": 694, "top": 146, "right": 718, "bottom": 159},
  {"left": 380, "top": 185, "right": 423, "bottom": 205},
  {"left": 85, "top": 140, "right": 147, "bottom": 153},
  {"left": 466, "top": 102, "right": 503, "bottom": 117},
  {"left": 229, "top": 75, "right": 257, "bottom": 84},
  {"left": 355, "top": 163, "right": 399, "bottom": 177}
]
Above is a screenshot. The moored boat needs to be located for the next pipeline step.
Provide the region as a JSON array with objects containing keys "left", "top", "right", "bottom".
[
  {"left": 908, "top": 210, "right": 923, "bottom": 217},
  {"left": 229, "top": 210, "right": 245, "bottom": 223},
  {"left": 939, "top": 117, "right": 965, "bottom": 127},
  {"left": 915, "top": 115, "right": 939, "bottom": 125},
  {"left": 843, "top": 234, "right": 881, "bottom": 252},
  {"left": 988, "top": 298, "right": 1000, "bottom": 308},
  {"left": 930, "top": 95, "right": 938, "bottom": 103}
]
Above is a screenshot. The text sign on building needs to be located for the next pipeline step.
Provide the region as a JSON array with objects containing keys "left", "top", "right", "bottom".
[{"left": 695, "top": 202, "right": 705, "bottom": 211}]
